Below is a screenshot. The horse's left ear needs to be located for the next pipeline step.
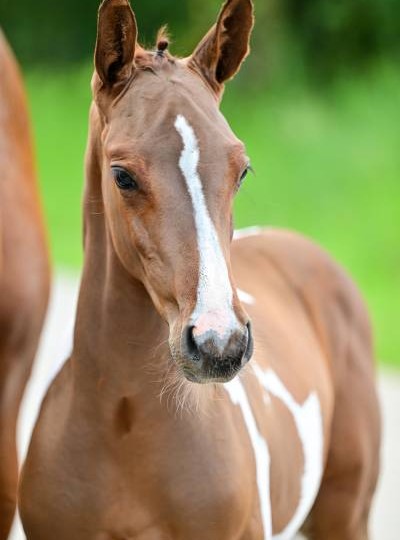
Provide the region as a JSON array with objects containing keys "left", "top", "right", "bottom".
[
  {"left": 189, "top": 0, "right": 254, "bottom": 94},
  {"left": 95, "top": 0, "right": 137, "bottom": 88}
]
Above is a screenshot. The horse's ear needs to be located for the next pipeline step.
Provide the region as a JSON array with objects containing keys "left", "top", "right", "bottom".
[
  {"left": 189, "top": 0, "right": 254, "bottom": 93},
  {"left": 95, "top": 0, "right": 137, "bottom": 87}
]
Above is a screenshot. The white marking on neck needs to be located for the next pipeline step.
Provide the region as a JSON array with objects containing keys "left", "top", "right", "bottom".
[
  {"left": 233, "top": 226, "right": 263, "bottom": 240},
  {"left": 225, "top": 377, "right": 273, "bottom": 538},
  {"left": 175, "top": 115, "right": 237, "bottom": 334},
  {"left": 237, "top": 288, "right": 255, "bottom": 306},
  {"left": 253, "top": 366, "right": 324, "bottom": 540}
]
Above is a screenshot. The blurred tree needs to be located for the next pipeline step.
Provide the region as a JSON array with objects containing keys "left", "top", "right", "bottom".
[
  {"left": 0, "top": 0, "right": 99, "bottom": 65},
  {"left": 281, "top": 0, "right": 400, "bottom": 80},
  {"left": 0, "top": 0, "right": 189, "bottom": 65},
  {"left": 0, "top": 0, "right": 399, "bottom": 80}
]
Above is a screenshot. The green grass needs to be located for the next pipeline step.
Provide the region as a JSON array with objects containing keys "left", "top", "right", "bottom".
[
  {"left": 25, "top": 63, "right": 400, "bottom": 367},
  {"left": 26, "top": 65, "right": 91, "bottom": 267}
]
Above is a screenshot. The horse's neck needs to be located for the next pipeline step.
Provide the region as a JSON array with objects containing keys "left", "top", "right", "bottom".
[{"left": 72, "top": 131, "right": 169, "bottom": 393}]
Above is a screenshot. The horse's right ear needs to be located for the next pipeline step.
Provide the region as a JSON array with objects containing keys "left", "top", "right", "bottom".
[{"left": 95, "top": 0, "right": 137, "bottom": 87}]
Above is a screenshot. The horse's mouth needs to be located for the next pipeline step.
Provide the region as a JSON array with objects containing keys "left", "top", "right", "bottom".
[{"left": 181, "top": 364, "right": 242, "bottom": 385}]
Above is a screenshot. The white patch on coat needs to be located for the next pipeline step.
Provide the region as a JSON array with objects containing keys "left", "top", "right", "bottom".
[
  {"left": 225, "top": 377, "right": 273, "bottom": 538},
  {"left": 225, "top": 365, "right": 323, "bottom": 540},
  {"left": 237, "top": 288, "right": 255, "bottom": 305},
  {"left": 8, "top": 509, "right": 24, "bottom": 540},
  {"left": 175, "top": 115, "right": 239, "bottom": 339},
  {"left": 252, "top": 365, "right": 324, "bottom": 540},
  {"left": 233, "top": 226, "right": 263, "bottom": 240}
]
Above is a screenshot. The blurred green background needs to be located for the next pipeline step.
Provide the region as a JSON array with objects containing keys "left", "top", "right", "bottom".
[{"left": 1, "top": 0, "right": 399, "bottom": 366}]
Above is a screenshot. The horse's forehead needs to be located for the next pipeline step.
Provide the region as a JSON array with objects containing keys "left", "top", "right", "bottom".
[
  {"left": 103, "top": 66, "right": 243, "bottom": 176},
  {"left": 110, "top": 68, "right": 232, "bottom": 142}
]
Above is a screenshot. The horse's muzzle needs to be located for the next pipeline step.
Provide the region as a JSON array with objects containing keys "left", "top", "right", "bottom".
[{"left": 179, "top": 321, "right": 253, "bottom": 383}]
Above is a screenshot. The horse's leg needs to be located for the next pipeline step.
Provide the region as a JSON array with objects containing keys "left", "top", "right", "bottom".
[
  {"left": 304, "top": 320, "right": 381, "bottom": 540},
  {"left": 0, "top": 345, "right": 36, "bottom": 540}
]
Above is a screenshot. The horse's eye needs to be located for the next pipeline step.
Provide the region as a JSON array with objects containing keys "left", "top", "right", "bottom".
[
  {"left": 238, "top": 164, "right": 252, "bottom": 188},
  {"left": 111, "top": 166, "right": 138, "bottom": 191},
  {"left": 240, "top": 168, "right": 249, "bottom": 183}
]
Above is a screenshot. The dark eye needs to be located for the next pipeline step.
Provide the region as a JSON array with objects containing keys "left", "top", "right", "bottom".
[
  {"left": 111, "top": 166, "right": 138, "bottom": 191},
  {"left": 238, "top": 164, "right": 252, "bottom": 188}
]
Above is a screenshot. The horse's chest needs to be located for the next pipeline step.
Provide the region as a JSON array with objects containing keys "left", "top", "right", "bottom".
[
  {"left": 42, "top": 412, "right": 253, "bottom": 539},
  {"left": 77, "top": 463, "right": 253, "bottom": 540},
  {"left": 111, "top": 369, "right": 326, "bottom": 540},
  {"left": 23, "top": 365, "right": 326, "bottom": 540}
]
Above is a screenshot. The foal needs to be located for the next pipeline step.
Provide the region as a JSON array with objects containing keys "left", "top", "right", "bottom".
[
  {"left": 0, "top": 31, "right": 49, "bottom": 538},
  {"left": 20, "top": 1, "right": 380, "bottom": 539}
]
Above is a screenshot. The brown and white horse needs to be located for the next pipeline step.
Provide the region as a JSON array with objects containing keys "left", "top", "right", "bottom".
[
  {"left": 0, "top": 31, "right": 50, "bottom": 539},
  {"left": 19, "top": 1, "right": 380, "bottom": 538}
]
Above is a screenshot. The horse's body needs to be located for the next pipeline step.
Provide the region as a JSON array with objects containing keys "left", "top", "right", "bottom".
[
  {"left": 0, "top": 31, "right": 50, "bottom": 538},
  {"left": 19, "top": 1, "right": 380, "bottom": 539},
  {"left": 20, "top": 229, "right": 380, "bottom": 540}
]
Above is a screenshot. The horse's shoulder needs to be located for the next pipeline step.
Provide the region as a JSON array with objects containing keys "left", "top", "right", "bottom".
[
  {"left": 234, "top": 227, "right": 360, "bottom": 301},
  {"left": 233, "top": 227, "right": 372, "bottom": 366}
]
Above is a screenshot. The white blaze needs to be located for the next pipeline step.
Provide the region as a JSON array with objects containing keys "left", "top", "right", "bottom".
[{"left": 174, "top": 115, "right": 237, "bottom": 335}]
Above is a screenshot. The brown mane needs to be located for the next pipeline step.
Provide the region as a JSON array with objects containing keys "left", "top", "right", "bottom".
[{"left": 132, "top": 27, "right": 175, "bottom": 70}]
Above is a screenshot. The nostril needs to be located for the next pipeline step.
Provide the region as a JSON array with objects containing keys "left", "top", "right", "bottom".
[
  {"left": 246, "top": 321, "right": 251, "bottom": 339},
  {"left": 244, "top": 321, "right": 254, "bottom": 362},
  {"left": 183, "top": 325, "right": 201, "bottom": 362}
]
